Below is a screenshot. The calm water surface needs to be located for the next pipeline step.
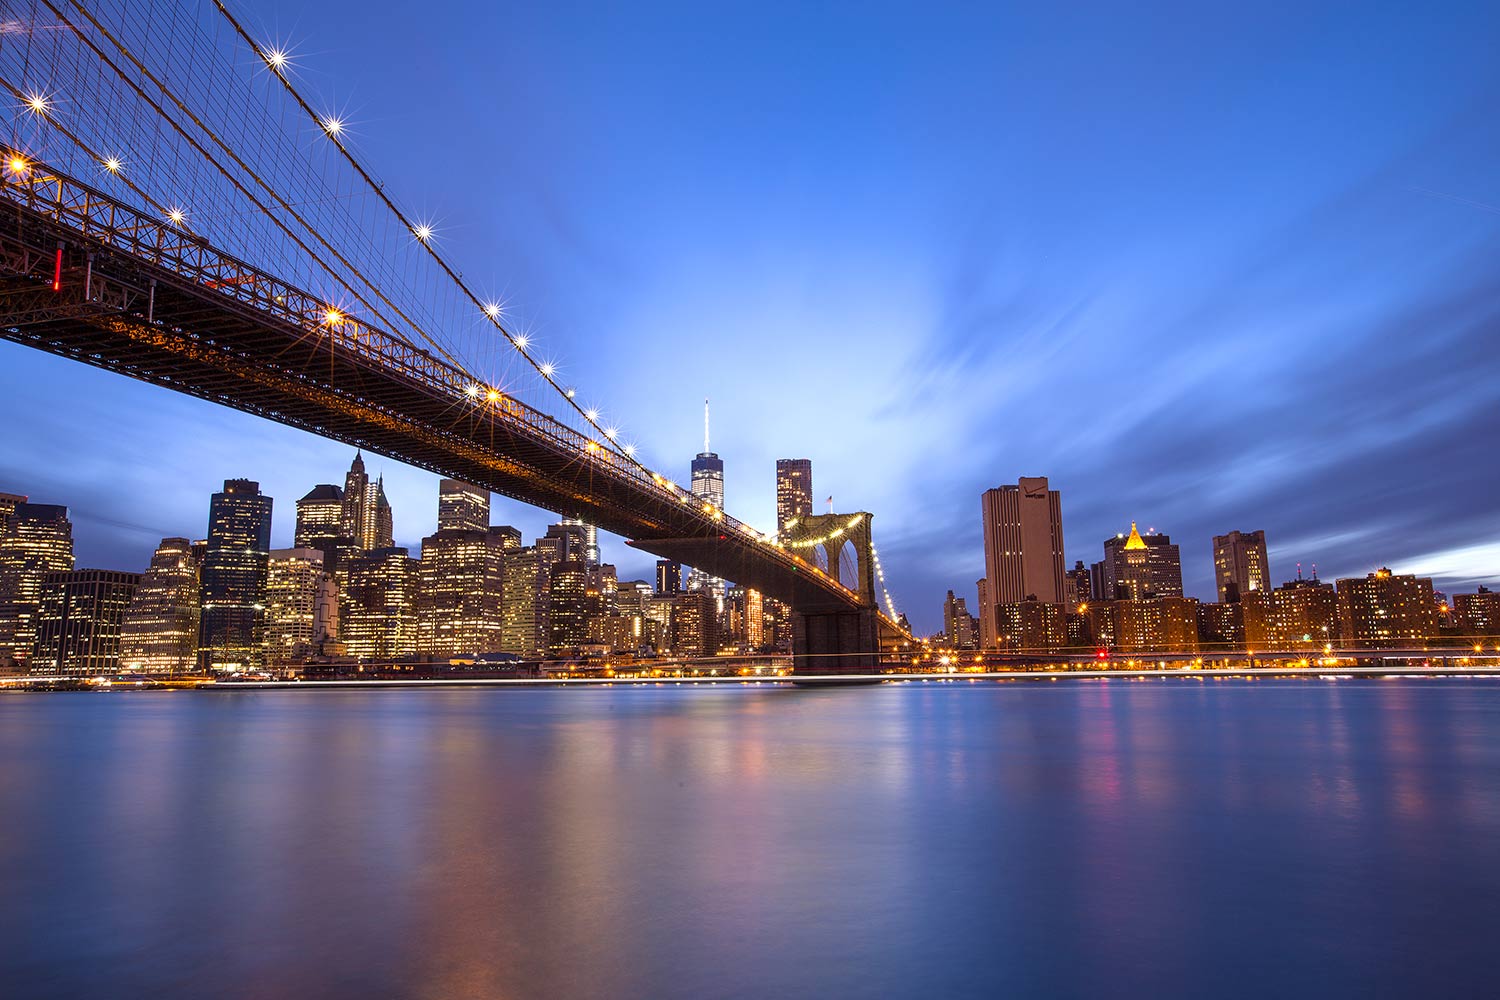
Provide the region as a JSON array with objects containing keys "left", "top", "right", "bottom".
[{"left": 2, "top": 678, "right": 1498, "bottom": 998}]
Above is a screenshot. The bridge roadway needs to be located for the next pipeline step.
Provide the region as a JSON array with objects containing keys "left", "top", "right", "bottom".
[{"left": 0, "top": 153, "right": 908, "bottom": 654}]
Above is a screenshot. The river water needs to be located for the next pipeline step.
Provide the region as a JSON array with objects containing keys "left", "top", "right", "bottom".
[{"left": 1, "top": 678, "right": 1497, "bottom": 998}]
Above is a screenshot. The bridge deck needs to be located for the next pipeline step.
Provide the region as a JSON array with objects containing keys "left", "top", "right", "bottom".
[{"left": 0, "top": 157, "right": 908, "bottom": 625}]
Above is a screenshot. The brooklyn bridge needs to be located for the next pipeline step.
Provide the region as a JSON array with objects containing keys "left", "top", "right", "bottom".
[{"left": 0, "top": 0, "right": 912, "bottom": 672}]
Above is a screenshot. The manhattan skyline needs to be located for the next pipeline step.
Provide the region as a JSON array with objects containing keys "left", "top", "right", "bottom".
[{"left": 3, "top": 1, "right": 1500, "bottom": 633}]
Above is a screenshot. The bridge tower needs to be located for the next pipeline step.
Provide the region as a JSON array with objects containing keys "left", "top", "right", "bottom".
[{"left": 779, "top": 512, "right": 897, "bottom": 675}]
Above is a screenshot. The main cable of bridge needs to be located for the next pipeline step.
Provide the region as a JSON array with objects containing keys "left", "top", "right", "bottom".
[
  {"left": 41, "top": 0, "right": 479, "bottom": 381},
  {"left": 211, "top": 0, "right": 654, "bottom": 479}
]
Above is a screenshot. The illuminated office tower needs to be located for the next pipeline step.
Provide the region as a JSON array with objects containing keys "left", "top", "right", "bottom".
[
  {"left": 1092, "top": 523, "right": 1183, "bottom": 601},
  {"left": 735, "top": 587, "right": 765, "bottom": 648},
  {"left": 342, "top": 547, "right": 419, "bottom": 660},
  {"left": 263, "top": 548, "right": 325, "bottom": 665},
  {"left": 198, "top": 479, "right": 273, "bottom": 672},
  {"left": 296, "top": 484, "right": 350, "bottom": 572},
  {"left": 501, "top": 547, "right": 547, "bottom": 657},
  {"left": 438, "top": 479, "right": 490, "bottom": 532},
  {"left": 418, "top": 526, "right": 503, "bottom": 655},
  {"left": 30, "top": 569, "right": 139, "bottom": 675},
  {"left": 776, "top": 459, "right": 813, "bottom": 533},
  {"left": 655, "top": 560, "right": 681, "bottom": 596},
  {"left": 539, "top": 521, "right": 587, "bottom": 566},
  {"left": 0, "top": 501, "right": 74, "bottom": 669},
  {"left": 671, "top": 590, "right": 719, "bottom": 657},
  {"left": 546, "top": 559, "right": 589, "bottom": 653},
  {"left": 488, "top": 525, "right": 522, "bottom": 551},
  {"left": 559, "top": 517, "right": 600, "bottom": 567},
  {"left": 686, "top": 401, "right": 727, "bottom": 598},
  {"left": 120, "top": 537, "right": 201, "bottom": 673},
  {"left": 1335, "top": 569, "right": 1439, "bottom": 647},
  {"left": 0, "top": 491, "right": 23, "bottom": 526},
  {"left": 1066, "top": 560, "right": 1092, "bottom": 611},
  {"left": 341, "top": 452, "right": 394, "bottom": 552},
  {"left": 691, "top": 398, "right": 725, "bottom": 507},
  {"left": 1213, "top": 530, "right": 1270, "bottom": 603}
]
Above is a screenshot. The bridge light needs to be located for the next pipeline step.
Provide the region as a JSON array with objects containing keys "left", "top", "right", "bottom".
[
  {"left": 586, "top": 441, "right": 600, "bottom": 453},
  {"left": 24, "top": 92, "right": 48, "bottom": 114},
  {"left": 102, "top": 156, "right": 122, "bottom": 173},
  {"left": 604, "top": 427, "right": 617, "bottom": 439},
  {"left": 413, "top": 223, "right": 433, "bottom": 242},
  {"left": 5, "top": 156, "right": 28, "bottom": 176},
  {"left": 167, "top": 207, "right": 186, "bottom": 225},
  {"left": 265, "top": 47, "right": 289, "bottom": 71},
  {"left": 464, "top": 384, "right": 481, "bottom": 398},
  {"left": 323, "top": 307, "right": 343, "bottom": 325},
  {"left": 585, "top": 408, "right": 599, "bottom": 421},
  {"left": 321, "top": 115, "right": 345, "bottom": 137},
  {"left": 483, "top": 301, "right": 501, "bottom": 318},
  {"left": 513, "top": 334, "right": 530, "bottom": 349},
  {"left": 565, "top": 388, "right": 577, "bottom": 398},
  {"left": 624, "top": 445, "right": 635, "bottom": 456},
  {"left": 486, "top": 388, "right": 501, "bottom": 403},
  {"left": 539, "top": 362, "right": 556, "bottom": 377}
]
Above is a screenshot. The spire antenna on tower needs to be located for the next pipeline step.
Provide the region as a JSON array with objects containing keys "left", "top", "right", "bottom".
[{"left": 704, "top": 397, "right": 710, "bottom": 454}]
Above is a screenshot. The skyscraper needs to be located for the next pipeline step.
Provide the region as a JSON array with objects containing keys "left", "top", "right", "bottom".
[
  {"left": 198, "top": 479, "right": 273, "bottom": 672},
  {"left": 30, "top": 569, "right": 139, "bottom": 675},
  {"left": 942, "top": 590, "right": 978, "bottom": 650},
  {"left": 776, "top": 459, "right": 813, "bottom": 533},
  {"left": 979, "top": 478, "right": 1065, "bottom": 648},
  {"left": 981, "top": 478, "right": 1066, "bottom": 604},
  {"left": 295, "top": 484, "right": 349, "bottom": 571},
  {"left": 342, "top": 547, "right": 419, "bottom": 659},
  {"left": 121, "top": 537, "right": 201, "bottom": 673},
  {"left": 263, "top": 548, "right": 326, "bottom": 665},
  {"left": 438, "top": 479, "right": 490, "bottom": 532},
  {"left": 501, "top": 546, "right": 546, "bottom": 657},
  {"left": 671, "top": 590, "right": 719, "bottom": 657},
  {"left": 655, "top": 560, "right": 681, "bottom": 596},
  {"left": 0, "top": 492, "right": 24, "bottom": 526},
  {"left": 1066, "top": 560, "right": 1092, "bottom": 611},
  {"left": 691, "top": 398, "right": 725, "bottom": 507},
  {"left": 341, "top": 452, "right": 394, "bottom": 552},
  {"left": 546, "top": 559, "right": 589, "bottom": 653},
  {"left": 1093, "top": 523, "right": 1183, "bottom": 601},
  {"left": 418, "top": 526, "right": 503, "bottom": 655},
  {"left": 0, "top": 501, "right": 74, "bottom": 669},
  {"left": 1213, "top": 530, "right": 1270, "bottom": 603},
  {"left": 559, "top": 517, "right": 600, "bottom": 567}
]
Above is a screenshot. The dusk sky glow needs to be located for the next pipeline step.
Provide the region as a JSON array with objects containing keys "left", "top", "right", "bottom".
[{"left": 3, "top": 0, "right": 1499, "bottom": 632}]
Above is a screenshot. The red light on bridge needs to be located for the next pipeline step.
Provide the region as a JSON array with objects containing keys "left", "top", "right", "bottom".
[
  {"left": 52, "top": 245, "right": 62, "bottom": 292},
  {"left": 1095, "top": 648, "right": 1109, "bottom": 660}
]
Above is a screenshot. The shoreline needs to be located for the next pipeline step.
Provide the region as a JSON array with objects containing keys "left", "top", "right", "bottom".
[{"left": 3, "top": 664, "right": 1500, "bottom": 692}]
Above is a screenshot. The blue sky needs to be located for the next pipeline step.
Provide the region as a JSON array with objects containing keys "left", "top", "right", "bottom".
[{"left": 3, "top": 0, "right": 1499, "bottom": 633}]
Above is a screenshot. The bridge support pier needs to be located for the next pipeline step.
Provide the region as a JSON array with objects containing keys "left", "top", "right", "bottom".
[{"left": 792, "top": 608, "right": 894, "bottom": 676}]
